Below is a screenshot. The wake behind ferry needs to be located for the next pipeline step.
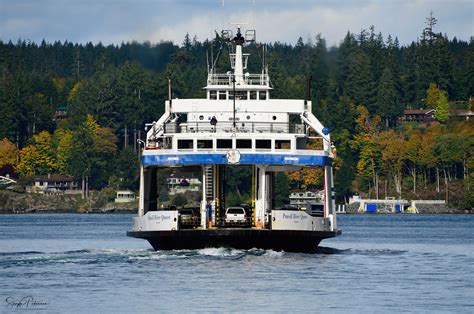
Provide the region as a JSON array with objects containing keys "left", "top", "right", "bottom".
[{"left": 127, "top": 26, "right": 340, "bottom": 253}]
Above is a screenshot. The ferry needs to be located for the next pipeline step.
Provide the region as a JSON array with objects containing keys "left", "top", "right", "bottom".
[{"left": 127, "top": 26, "right": 341, "bottom": 253}]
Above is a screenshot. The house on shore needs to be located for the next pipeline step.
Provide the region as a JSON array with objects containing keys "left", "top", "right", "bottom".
[
  {"left": 399, "top": 109, "right": 436, "bottom": 126},
  {"left": 115, "top": 190, "right": 136, "bottom": 203},
  {"left": 24, "top": 174, "right": 80, "bottom": 195}
]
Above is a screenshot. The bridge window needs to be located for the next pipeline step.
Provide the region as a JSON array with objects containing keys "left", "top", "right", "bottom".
[
  {"left": 197, "top": 140, "right": 213, "bottom": 149},
  {"left": 276, "top": 140, "right": 291, "bottom": 150},
  {"left": 178, "top": 139, "right": 193, "bottom": 150},
  {"left": 219, "top": 91, "right": 226, "bottom": 100},
  {"left": 210, "top": 91, "right": 217, "bottom": 100},
  {"left": 236, "top": 139, "right": 252, "bottom": 149},
  {"left": 259, "top": 91, "right": 267, "bottom": 100},
  {"left": 250, "top": 91, "right": 257, "bottom": 100},
  {"left": 256, "top": 139, "right": 271, "bottom": 150},
  {"left": 217, "top": 139, "right": 232, "bottom": 149},
  {"left": 236, "top": 91, "right": 247, "bottom": 100}
]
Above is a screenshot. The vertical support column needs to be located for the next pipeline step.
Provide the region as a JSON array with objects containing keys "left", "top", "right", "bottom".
[
  {"left": 324, "top": 164, "right": 337, "bottom": 230},
  {"left": 138, "top": 165, "right": 145, "bottom": 217},
  {"left": 212, "top": 165, "right": 217, "bottom": 225},
  {"left": 200, "top": 165, "right": 207, "bottom": 229},
  {"left": 255, "top": 165, "right": 268, "bottom": 229},
  {"left": 215, "top": 165, "right": 222, "bottom": 226},
  {"left": 251, "top": 165, "right": 256, "bottom": 227}
]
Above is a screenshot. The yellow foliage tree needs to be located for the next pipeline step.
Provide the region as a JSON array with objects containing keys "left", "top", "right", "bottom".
[
  {"left": 53, "top": 128, "right": 73, "bottom": 174},
  {"left": 0, "top": 138, "right": 18, "bottom": 168},
  {"left": 17, "top": 131, "right": 56, "bottom": 176},
  {"left": 287, "top": 167, "right": 324, "bottom": 190},
  {"left": 68, "top": 81, "right": 83, "bottom": 102},
  {"left": 426, "top": 83, "right": 440, "bottom": 108},
  {"left": 17, "top": 146, "right": 41, "bottom": 176},
  {"left": 379, "top": 130, "right": 406, "bottom": 195},
  {"left": 286, "top": 140, "right": 324, "bottom": 189}
]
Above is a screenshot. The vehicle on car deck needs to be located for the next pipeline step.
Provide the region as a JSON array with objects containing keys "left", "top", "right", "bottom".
[{"left": 225, "top": 207, "right": 248, "bottom": 226}]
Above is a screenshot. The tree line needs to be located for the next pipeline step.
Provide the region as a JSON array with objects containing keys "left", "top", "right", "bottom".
[{"left": 0, "top": 13, "right": 472, "bottom": 207}]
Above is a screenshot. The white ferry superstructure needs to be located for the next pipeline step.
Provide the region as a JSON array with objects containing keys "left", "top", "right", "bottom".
[{"left": 127, "top": 27, "right": 341, "bottom": 253}]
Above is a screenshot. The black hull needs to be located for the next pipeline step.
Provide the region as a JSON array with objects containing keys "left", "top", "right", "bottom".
[{"left": 127, "top": 229, "right": 341, "bottom": 253}]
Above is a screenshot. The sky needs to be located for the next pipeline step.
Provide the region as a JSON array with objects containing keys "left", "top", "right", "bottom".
[{"left": 0, "top": 0, "right": 473, "bottom": 47}]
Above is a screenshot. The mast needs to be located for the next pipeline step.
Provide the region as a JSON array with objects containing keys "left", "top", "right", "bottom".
[{"left": 232, "top": 26, "right": 245, "bottom": 84}]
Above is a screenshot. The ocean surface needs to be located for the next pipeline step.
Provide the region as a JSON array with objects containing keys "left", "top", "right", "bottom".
[{"left": 0, "top": 214, "right": 473, "bottom": 313}]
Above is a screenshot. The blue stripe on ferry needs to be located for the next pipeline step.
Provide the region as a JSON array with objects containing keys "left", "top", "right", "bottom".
[{"left": 142, "top": 153, "right": 331, "bottom": 166}]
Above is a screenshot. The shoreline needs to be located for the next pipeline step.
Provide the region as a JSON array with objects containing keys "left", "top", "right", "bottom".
[{"left": 0, "top": 191, "right": 470, "bottom": 215}]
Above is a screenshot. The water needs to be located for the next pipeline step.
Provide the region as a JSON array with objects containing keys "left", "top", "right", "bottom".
[{"left": 0, "top": 214, "right": 473, "bottom": 313}]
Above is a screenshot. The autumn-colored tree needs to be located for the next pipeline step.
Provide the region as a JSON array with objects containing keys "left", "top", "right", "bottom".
[
  {"left": 286, "top": 139, "right": 325, "bottom": 190},
  {"left": 404, "top": 127, "right": 422, "bottom": 193},
  {"left": 351, "top": 105, "right": 383, "bottom": 198},
  {"left": 17, "top": 146, "right": 41, "bottom": 176},
  {"left": 52, "top": 128, "right": 73, "bottom": 174},
  {"left": 426, "top": 83, "right": 441, "bottom": 108},
  {"left": 380, "top": 130, "right": 406, "bottom": 196},
  {"left": 434, "top": 90, "right": 450, "bottom": 123},
  {"left": 287, "top": 167, "right": 324, "bottom": 190},
  {"left": 452, "top": 122, "right": 474, "bottom": 180},
  {"left": 95, "top": 128, "right": 118, "bottom": 155},
  {"left": 425, "top": 83, "right": 450, "bottom": 122},
  {"left": 17, "top": 131, "right": 55, "bottom": 176},
  {"left": 0, "top": 138, "right": 17, "bottom": 168},
  {"left": 68, "top": 81, "right": 83, "bottom": 102},
  {"left": 67, "top": 115, "right": 118, "bottom": 198},
  {"left": 32, "top": 131, "right": 56, "bottom": 171}
]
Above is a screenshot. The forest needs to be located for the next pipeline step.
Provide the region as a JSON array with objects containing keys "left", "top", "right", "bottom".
[{"left": 0, "top": 14, "right": 473, "bottom": 208}]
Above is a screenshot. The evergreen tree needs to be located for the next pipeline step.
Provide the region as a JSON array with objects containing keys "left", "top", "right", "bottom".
[{"left": 376, "top": 67, "right": 400, "bottom": 127}]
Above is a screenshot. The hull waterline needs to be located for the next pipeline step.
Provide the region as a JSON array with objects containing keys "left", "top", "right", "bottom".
[{"left": 127, "top": 229, "right": 341, "bottom": 253}]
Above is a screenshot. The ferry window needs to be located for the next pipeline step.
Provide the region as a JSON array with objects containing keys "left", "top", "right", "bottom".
[
  {"left": 259, "top": 91, "right": 267, "bottom": 100},
  {"left": 235, "top": 91, "right": 247, "bottom": 100},
  {"left": 210, "top": 91, "right": 217, "bottom": 100},
  {"left": 217, "top": 139, "right": 232, "bottom": 149},
  {"left": 197, "top": 140, "right": 213, "bottom": 149},
  {"left": 250, "top": 91, "right": 257, "bottom": 100},
  {"left": 236, "top": 139, "right": 252, "bottom": 149},
  {"left": 178, "top": 139, "right": 193, "bottom": 150},
  {"left": 199, "top": 115, "right": 204, "bottom": 120},
  {"left": 276, "top": 140, "right": 291, "bottom": 150},
  {"left": 272, "top": 115, "right": 277, "bottom": 120},
  {"left": 219, "top": 91, "right": 226, "bottom": 100},
  {"left": 256, "top": 139, "right": 271, "bottom": 149}
]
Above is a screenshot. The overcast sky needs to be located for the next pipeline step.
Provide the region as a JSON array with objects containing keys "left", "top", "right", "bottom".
[{"left": 1, "top": 0, "right": 472, "bottom": 47}]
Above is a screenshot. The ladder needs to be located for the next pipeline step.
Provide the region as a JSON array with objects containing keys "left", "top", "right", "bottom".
[{"left": 205, "top": 165, "right": 214, "bottom": 200}]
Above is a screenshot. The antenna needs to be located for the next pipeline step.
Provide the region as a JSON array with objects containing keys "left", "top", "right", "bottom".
[{"left": 252, "top": 0, "right": 256, "bottom": 31}]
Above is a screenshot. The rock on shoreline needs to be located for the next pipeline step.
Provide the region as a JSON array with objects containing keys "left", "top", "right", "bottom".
[{"left": 0, "top": 191, "right": 137, "bottom": 214}]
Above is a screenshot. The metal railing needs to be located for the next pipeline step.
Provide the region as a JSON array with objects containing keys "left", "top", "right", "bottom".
[
  {"left": 164, "top": 122, "right": 305, "bottom": 134},
  {"left": 207, "top": 73, "right": 269, "bottom": 86}
]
